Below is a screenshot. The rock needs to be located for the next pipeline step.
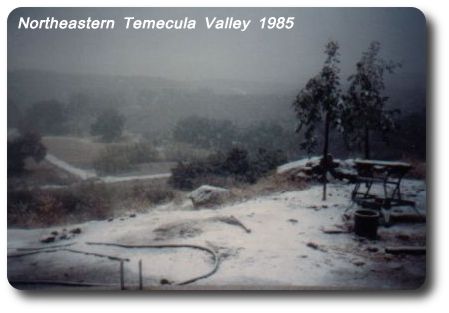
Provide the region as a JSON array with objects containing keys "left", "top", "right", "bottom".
[
  {"left": 307, "top": 242, "right": 319, "bottom": 249},
  {"left": 306, "top": 242, "right": 327, "bottom": 252},
  {"left": 189, "top": 185, "right": 231, "bottom": 208},
  {"left": 40, "top": 235, "right": 55, "bottom": 243},
  {"left": 108, "top": 218, "right": 114, "bottom": 222},
  {"left": 366, "top": 246, "right": 379, "bottom": 253},
  {"left": 353, "top": 260, "right": 365, "bottom": 267},
  {"left": 160, "top": 278, "right": 172, "bottom": 285},
  {"left": 129, "top": 213, "right": 136, "bottom": 218},
  {"left": 321, "top": 226, "right": 348, "bottom": 234},
  {"left": 70, "top": 227, "right": 82, "bottom": 234},
  {"left": 288, "top": 218, "right": 298, "bottom": 224},
  {"left": 51, "top": 230, "right": 58, "bottom": 236}
]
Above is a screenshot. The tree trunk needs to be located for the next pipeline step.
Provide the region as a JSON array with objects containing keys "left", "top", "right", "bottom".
[
  {"left": 364, "top": 126, "right": 370, "bottom": 159},
  {"left": 322, "top": 112, "right": 330, "bottom": 201}
]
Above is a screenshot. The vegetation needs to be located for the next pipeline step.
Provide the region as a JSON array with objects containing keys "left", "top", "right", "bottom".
[
  {"left": 173, "top": 116, "right": 237, "bottom": 151},
  {"left": 341, "top": 41, "right": 401, "bottom": 159},
  {"left": 93, "top": 142, "right": 158, "bottom": 175},
  {"left": 238, "top": 121, "right": 296, "bottom": 157},
  {"left": 173, "top": 116, "right": 298, "bottom": 158},
  {"left": 292, "top": 41, "right": 342, "bottom": 200},
  {"left": 7, "top": 179, "right": 178, "bottom": 227},
  {"left": 169, "top": 147, "right": 287, "bottom": 190},
  {"left": 8, "top": 131, "right": 47, "bottom": 176},
  {"left": 23, "top": 99, "right": 68, "bottom": 135},
  {"left": 91, "top": 108, "right": 126, "bottom": 142}
]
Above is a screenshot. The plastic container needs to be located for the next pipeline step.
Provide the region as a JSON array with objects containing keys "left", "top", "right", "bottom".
[{"left": 354, "top": 209, "right": 380, "bottom": 239}]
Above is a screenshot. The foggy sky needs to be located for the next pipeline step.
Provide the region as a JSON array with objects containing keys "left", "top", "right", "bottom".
[{"left": 8, "top": 8, "right": 426, "bottom": 85}]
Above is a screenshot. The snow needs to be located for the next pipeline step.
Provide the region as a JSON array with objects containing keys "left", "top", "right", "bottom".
[
  {"left": 45, "top": 154, "right": 96, "bottom": 180},
  {"left": 276, "top": 156, "right": 321, "bottom": 175},
  {"left": 45, "top": 153, "right": 171, "bottom": 184},
  {"left": 7, "top": 179, "right": 426, "bottom": 290}
]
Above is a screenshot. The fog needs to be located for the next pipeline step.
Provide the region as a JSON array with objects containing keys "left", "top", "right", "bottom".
[
  {"left": 8, "top": 8, "right": 426, "bottom": 85},
  {"left": 7, "top": 7, "right": 426, "bottom": 161}
]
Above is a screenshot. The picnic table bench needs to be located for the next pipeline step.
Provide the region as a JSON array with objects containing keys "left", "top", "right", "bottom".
[{"left": 351, "top": 159, "right": 416, "bottom": 211}]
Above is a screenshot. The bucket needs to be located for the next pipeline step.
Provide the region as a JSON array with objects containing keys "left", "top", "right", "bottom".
[{"left": 354, "top": 209, "right": 380, "bottom": 239}]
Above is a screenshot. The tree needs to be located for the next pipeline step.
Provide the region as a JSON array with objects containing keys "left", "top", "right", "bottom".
[
  {"left": 90, "top": 109, "right": 125, "bottom": 142},
  {"left": 341, "top": 41, "right": 401, "bottom": 159},
  {"left": 292, "top": 41, "right": 342, "bottom": 200},
  {"left": 8, "top": 131, "right": 47, "bottom": 176},
  {"left": 23, "top": 99, "right": 67, "bottom": 135},
  {"left": 238, "top": 121, "right": 292, "bottom": 154},
  {"left": 66, "top": 92, "right": 94, "bottom": 135}
]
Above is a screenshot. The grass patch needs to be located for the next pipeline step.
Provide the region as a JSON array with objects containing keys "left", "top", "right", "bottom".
[
  {"left": 93, "top": 143, "right": 158, "bottom": 175},
  {"left": 42, "top": 136, "right": 107, "bottom": 168}
]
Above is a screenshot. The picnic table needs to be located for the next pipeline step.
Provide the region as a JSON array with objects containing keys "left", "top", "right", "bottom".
[{"left": 351, "top": 159, "right": 415, "bottom": 210}]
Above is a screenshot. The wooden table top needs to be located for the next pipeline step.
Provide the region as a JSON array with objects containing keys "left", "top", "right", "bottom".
[{"left": 354, "top": 159, "right": 412, "bottom": 168}]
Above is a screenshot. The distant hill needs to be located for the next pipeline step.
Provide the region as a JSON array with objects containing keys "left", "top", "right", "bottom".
[{"left": 8, "top": 69, "right": 425, "bottom": 136}]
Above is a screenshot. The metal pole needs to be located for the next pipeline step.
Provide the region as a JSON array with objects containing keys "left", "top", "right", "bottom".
[
  {"left": 120, "top": 260, "right": 125, "bottom": 290},
  {"left": 138, "top": 259, "right": 143, "bottom": 290}
]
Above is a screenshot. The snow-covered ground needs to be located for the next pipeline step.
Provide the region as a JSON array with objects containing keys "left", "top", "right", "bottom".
[{"left": 7, "top": 180, "right": 426, "bottom": 290}]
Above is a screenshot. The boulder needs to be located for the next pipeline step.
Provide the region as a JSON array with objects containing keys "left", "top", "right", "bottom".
[
  {"left": 188, "top": 185, "right": 231, "bottom": 208},
  {"left": 40, "top": 235, "right": 55, "bottom": 243}
]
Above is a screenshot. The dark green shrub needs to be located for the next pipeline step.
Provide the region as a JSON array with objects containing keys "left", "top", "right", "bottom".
[
  {"left": 8, "top": 131, "right": 46, "bottom": 176},
  {"left": 169, "top": 147, "right": 287, "bottom": 190},
  {"left": 173, "top": 116, "right": 238, "bottom": 150}
]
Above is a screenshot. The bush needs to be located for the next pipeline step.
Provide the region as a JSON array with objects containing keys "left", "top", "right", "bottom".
[
  {"left": 173, "top": 116, "right": 238, "bottom": 150},
  {"left": 238, "top": 121, "right": 294, "bottom": 153},
  {"left": 8, "top": 131, "right": 46, "bottom": 176},
  {"left": 169, "top": 147, "right": 287, "bottom": 190},
  {"left": 251, "top": 148, "right": 288, "bottom": 177},
  {"left": 132, "top": 184, "right": 175, "bottom": 205},
  {"left": 160, "top": 142, "right": 212, "bottom": 162},
  {"left": 8, "top": 183, "right": 111, "bottom": 227}
]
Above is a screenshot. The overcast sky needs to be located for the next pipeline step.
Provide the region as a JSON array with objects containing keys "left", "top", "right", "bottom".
[{"left": 8, "top": 7, "right": 426, "bottom": 85}]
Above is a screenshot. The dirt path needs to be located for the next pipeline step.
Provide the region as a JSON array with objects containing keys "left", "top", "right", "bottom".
[{"left": 45, "top": 153, "right": 171, "bottom": 184}]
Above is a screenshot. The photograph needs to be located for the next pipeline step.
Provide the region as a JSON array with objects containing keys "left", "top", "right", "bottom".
[{"left": 7, "top": 7, "right": 426, "bottom": 290}]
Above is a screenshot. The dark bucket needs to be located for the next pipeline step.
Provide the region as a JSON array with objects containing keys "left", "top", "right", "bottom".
[{"left": 354, "top": 209, "right": 380, "bottom": 239}]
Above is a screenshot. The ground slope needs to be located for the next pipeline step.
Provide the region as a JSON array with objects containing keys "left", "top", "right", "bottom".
[{"left": 7, "top": 181, "right": 426, "bottom": 290}]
